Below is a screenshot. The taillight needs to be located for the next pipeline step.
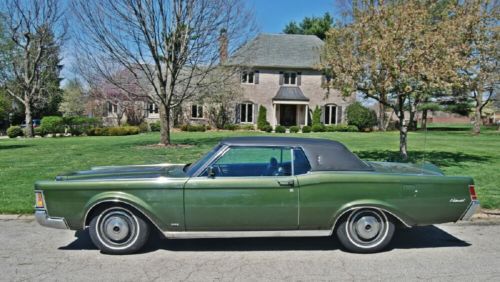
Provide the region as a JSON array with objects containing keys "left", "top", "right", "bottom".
[
  {"left": 35, "top": 192, "right": 44, "bottom": 209},
  {"left": 469, "top": 185, "right": 477, "bottom": 201}
]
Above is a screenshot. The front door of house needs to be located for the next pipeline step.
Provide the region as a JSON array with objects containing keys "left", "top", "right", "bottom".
[{"left": 279, "top": 104, "right": 297, "bottom": 126}]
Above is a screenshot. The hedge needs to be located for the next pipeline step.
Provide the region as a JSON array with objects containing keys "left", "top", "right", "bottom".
[
  {"left": 86, "top": 126, "right": 140, "bottom": 136},
  {"left": 7, "top": 126, "right": 23, "bottom": 138}
]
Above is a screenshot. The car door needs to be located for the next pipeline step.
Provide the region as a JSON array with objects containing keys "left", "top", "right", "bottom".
[{"left": 184, "top": 146, "right": 299, "bottom": 231}]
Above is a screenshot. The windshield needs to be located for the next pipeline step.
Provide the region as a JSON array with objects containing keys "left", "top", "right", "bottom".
[{"left": 185, "top": 144, "right": 222, "bottom": 176}]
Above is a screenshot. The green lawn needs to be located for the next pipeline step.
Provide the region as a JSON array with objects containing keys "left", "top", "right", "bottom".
[{"left": 1, "top": 128, "right": 499, "bottom": 214}]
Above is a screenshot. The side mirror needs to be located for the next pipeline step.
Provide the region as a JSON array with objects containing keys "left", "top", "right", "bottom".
[{"left": 207, "top": 166, "right": 216, "bottom": 178}]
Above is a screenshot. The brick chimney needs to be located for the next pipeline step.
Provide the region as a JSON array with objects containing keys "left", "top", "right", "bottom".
[{"left": 219, "top": 28, "right": 228, "bottom": 64}]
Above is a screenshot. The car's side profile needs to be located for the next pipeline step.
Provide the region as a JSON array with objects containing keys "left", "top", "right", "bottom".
[{"left": 35, "top": 137, "right": 479, "bottom": 254}]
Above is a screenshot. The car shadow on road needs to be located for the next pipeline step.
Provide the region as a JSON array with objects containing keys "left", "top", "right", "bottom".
[{"left": 60, "top": 225, "right": 470, "bottom": 253}]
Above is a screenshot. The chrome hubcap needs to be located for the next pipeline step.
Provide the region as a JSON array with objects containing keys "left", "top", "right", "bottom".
[
  {"left": 355, "top": 216, "right": 380, "bottom": 240},
  {"left": 104, "top": 216, "right": 130, "bottom": 241},
  {"left": 346, "top": 209, "right": 388, "bottom": 248},
  {"left": 97, "top": 209, "right": 137, "bottom": 248}
]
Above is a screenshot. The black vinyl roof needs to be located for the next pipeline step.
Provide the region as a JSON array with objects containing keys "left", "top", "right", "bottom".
[{"left": 220, "top": 136, "right": 373, "bottom": 171}]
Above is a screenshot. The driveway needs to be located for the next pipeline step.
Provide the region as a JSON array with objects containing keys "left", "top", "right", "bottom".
[{"left": 1, "top": 217, "right": 499, "bottom": 281}]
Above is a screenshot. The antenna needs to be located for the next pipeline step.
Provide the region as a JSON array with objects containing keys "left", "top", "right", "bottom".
[{"left": 421, "top": 117, "right": 428, "bottom": 175}]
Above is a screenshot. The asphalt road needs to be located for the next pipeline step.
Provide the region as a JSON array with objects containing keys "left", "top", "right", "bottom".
[{"left": 1, "top": 218, "right": 499, "bottom": 282}]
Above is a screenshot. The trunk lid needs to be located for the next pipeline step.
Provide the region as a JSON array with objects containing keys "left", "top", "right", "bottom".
[{"left": 367, "top": 161, "right": 444, "bottom": 176}]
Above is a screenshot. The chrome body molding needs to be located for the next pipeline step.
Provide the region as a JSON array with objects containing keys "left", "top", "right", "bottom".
[
  {"left": 35, "top": 209, "right": 69, "bottom": 229},
  {"left": 460, "top": 200, "right": 480, "bottom": 221},
  {"left": 163, "top": 230, "right": 331, "bottom": 239}
]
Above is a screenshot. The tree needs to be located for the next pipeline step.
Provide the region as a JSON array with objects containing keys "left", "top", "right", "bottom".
[
  {"left": 322, "top": 0, "right": 468, "bottom": 160},
  {"left": 0, "top": 0, "right": 65, "bottom": 137},
  {"left": 283, "top": 13, "right": 334, "bottom": 40},
  {"left": 457, "top": 0, "right": 499, "bottom": 134},
  {"left": 312, "top": 106, "right": 322, "bottom": 126},
  {"left": 59, "top": 79, "right": 85, "bottom": 117},
  {"left": 257, "top": 105, "right": 269, "bottom": 130},
  {"left": 73, "top": 0, "right": 255, "bottom": 146}
]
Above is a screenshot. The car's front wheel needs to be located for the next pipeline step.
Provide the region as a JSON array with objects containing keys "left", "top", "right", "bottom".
[
  {"left": 336, "top": 208, "right": 395, "bottom": 253},
  {"left": 89, "top": 206, "right": 150, "bottom": 255}
]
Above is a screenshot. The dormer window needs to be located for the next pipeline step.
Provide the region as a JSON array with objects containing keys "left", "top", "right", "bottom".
[
  {"left": 283, "top": 72, "right": 297, "bottom": 85},
  {"left": 241, "top": 71, "right": 254, "bottom": 84}
]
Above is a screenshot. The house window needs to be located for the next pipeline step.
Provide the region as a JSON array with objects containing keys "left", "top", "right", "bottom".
[
  {"left": 149, "top": 103, "right": 159, "bottom": 114},
  {"left": 324, "top": 104, "right": 338, "bottom": 125},
  {"left": 283, "top": 72, "right": 297, "bottom": 85},
  {"left": 191, "top": 104, "right": 203, "bottom": 118},
  {"left": 107, "top": 102, "right": 117, "bottom": 114},
  {"left": 240, "top": 103, "right": 254, "bottom": 123},
  {"left": 241, "top": 71, "right": 254, "bottom": 84}
]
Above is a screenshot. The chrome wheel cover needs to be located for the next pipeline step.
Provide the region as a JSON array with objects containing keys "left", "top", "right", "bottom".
[
  {"left": 346, "top": 209, "right": 389, "bottom": 249},
  {"left": 96, "top": 208, "right": 140, "bottom": 250}
]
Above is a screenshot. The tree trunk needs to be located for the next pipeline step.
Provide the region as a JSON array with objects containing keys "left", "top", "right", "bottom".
[
  {"left": 159, "top": 105, "right": 171, "bottom": 146},
  {"left": 473, "top": 92, "right": 482, "bottom": 134},
  {"left": 24, "top": 95, "right": 34, "bottom": 138},
  {"left": 421, "top": 109, "right": 428, "bottom": 131},
  {"left": 408, "top": 102, "right": 418, "bottom": 131},
  {"left": 398, "top": 96, "right": 408, "bottom": 160},
  {"left": 378, "top": 102, "right": 386, "bottom": 131}
]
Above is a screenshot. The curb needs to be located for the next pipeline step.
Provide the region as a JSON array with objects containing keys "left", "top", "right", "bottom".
[{"left": 0, "top": 214, "right": 35, "bottom": 220}]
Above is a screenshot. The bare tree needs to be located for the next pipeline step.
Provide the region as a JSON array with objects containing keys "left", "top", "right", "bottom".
[
  {"left": 0, "top": 0, "right": 65, "bottom": 137},
  {"left": 72, "top": 0, "right": 255, "bottom": 145}
]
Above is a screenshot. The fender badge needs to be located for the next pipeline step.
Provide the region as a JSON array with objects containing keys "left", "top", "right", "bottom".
[{"left": 449, "top": 198, "right": 465, "bottom": 203}]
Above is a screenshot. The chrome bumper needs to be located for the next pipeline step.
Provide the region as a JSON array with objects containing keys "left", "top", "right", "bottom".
[
  {"left": 460, "top": 200, "right": 480, "bottom": 221},
  {"left": 35, "top": 210, "right": 69, "bottom": 229}
]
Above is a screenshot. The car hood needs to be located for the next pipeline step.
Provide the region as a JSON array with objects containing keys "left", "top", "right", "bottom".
[
  {"left": 367, "top": 161, "right": 444, "bottom": 176},
  {"left": 56, "top": 163, "right": 187, "bottom": 181}
]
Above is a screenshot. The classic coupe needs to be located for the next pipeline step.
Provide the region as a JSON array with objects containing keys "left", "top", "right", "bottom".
[{"left": 35, "top": 136, "right": 479, "bottom": 254}]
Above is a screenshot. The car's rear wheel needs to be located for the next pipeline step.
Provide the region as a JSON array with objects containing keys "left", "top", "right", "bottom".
[
  {"left": 336, "top": 208, "right": 395, "bottom": 253},
  {"left": 89, "top": 206, "right": 150, "bottom": 254}
]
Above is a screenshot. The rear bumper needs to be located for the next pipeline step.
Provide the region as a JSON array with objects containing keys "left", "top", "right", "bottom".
[
  {"left": 35, "top": 210, "right": 69, "bottom": 229},
  {"left": 460, "top": 200, "right": 480, "bottom": 221}
]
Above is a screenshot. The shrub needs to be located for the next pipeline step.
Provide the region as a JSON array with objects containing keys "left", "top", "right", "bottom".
[
  {"left": 150, "top": 121, "right": 161, "bottom": 132},
  {"left": 181, "top": 124, "right": 207, "bottom": 132},
  {"left": 275, "top": 125, "right": 286, "bottom": 133},
  {"left": 261, "top": 124, "right": 272, "bottom": 132},
  {"left": 312, "top": 106, "right": 322, "bottom": 126},
  {"left": 257, "top": 105, "right": 270, "bottom": 130},
  {"left": 289, "top": 126, "right": 300, "bottom": 133},
  {"left": 223, "top": 123, "right": 238, "bottom": 131},
  {"left": 325, "top": 124, "right": 359, "bottom": 132},
  {"left": 7, "top": 126, "right": 23, "bottom": 138},
  {"left": 312, "top": 124, "right": 325, "bottom": 132},
  {"left": 85, "top": 126, "right": 140, "bottom": 136},
  {"left": 34, "top": 127, "right": 46, "bottom": 137},
  {"left": 346, "top": 102, "right": 377, "bottom": 131},
  {"left": 138, "top": 122, "right": 149, "bottom": 133},
  {"left": 240, "top": 124, "right": 255, "bottom": 131},
  {"left": 41, "top": 116, "right": 64, "bottom": 134},
  {"left": 302, "top": 125, "right": 312, "bottom": 133}
]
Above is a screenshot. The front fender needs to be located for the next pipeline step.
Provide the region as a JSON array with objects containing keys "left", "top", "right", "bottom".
[{"left": 82, "top": 191, "right": 166, "bottom": 230}]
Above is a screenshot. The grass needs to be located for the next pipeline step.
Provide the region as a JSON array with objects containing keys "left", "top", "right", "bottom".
[{"left": 1, "top": 126, "right": 499, "bottom": 214}]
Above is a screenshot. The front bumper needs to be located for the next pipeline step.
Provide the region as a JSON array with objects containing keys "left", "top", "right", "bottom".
[
  {"left": 35, "top": 210, "right": 69, "bottom": 229},
  {"left": 460, "top": 200, "right": 480, "bottom": 221}
]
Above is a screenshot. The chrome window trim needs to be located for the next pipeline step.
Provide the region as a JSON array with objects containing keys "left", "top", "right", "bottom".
[{"left": 164, "top": 230, "right": 330, "bottom": 239}]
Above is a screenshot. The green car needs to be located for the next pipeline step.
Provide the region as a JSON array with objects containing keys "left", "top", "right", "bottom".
[{"left": 34, "top": 136, "right": 479, "bottom": 254}]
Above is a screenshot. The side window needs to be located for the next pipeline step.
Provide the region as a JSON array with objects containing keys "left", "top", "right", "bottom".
[
  {"left": 293, "top": 148, "right": 311, "bottom": 175},
  {"left": 209, "top": 147, "right": 292, "bottom": 177}
]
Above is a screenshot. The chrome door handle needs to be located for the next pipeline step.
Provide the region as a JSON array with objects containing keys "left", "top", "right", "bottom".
[{"left": 277, "top": 180, "right": 294, "bottom": 187}]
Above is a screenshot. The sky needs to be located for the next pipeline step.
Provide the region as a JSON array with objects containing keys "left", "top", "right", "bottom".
[
  {"left": 61, "top": 0, "right": 342, "bottom": 83},
  {"left": 248, "top": 0, "right": 340, "bottom": 34}
]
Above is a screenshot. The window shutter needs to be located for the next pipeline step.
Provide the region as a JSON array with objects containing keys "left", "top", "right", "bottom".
[
  {"left": 253, "top": 103, "right": 258, "bottom": 124},
  {"left": 235, "top": 104, "right": 241, "bottom": 123},
  {"left": 337, "top": 106, "right": 343, "bottom": 124},
  {"left": 279, "top": 71, "right": 284, "bottom": 85},
  {"left": 254, "top": 71, "right": 259, "bottom": 84},
  {"left": 297, "top": 72, "right": 302, "bottom": 86},
  {"left": 320, "top": 105, "right": 326, "bottom": 124}
]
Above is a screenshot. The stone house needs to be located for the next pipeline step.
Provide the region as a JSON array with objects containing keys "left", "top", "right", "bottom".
[{"left": 215, "top": 33, "right": 355, "bottom": 128}]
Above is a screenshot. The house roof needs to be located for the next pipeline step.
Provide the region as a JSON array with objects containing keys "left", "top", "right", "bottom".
[
  {"left": 227, "top": 33, "right": 324, "bottom": 69},
  {"left": 273, "top": 86, "right": 309, "bottom": 101}
]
